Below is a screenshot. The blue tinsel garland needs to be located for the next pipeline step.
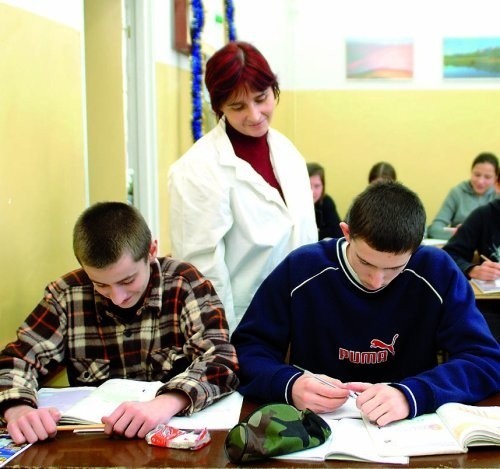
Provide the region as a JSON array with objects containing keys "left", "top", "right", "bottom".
[
  {"left": 190, "top": 0, "right": 237, "bottom": 141},
  {"left": 225, "top": 0, "right": 236, "bottom": 42},
  {"left": 190, "top": 0, "right": 204, "bottom": 141}
]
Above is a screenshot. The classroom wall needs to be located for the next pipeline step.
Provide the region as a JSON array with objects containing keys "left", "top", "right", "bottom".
[
  {"left": 0, "top": 0, "right": 193, "bottom": 353},
  {"left": 0, "top": 3, "right": 86, "bottom": 347},
  {"left": 156, "top": 62, "right": 192, "bottom": 255},
  {"left": 235, "top": 0, "right": 500, "bottom": 220},
  {"left": 273, "top": 89, "right": 500, "bottom": 219},
  {"left": 84, "top": 0, "right": 128, "bottom": 204}
]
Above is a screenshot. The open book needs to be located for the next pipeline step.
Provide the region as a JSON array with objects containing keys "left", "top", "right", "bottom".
[
  {"left": 38, "top": 379, "right": 163, "bottom": 425},
  {"left": 277, "top": 401, "right": 500, "bottom": 464},
  {"left": 38, "top": 378, "right": 243, "bottom": 430},
  {"left": 364, "top": 402, "right": 500, "bottom": 457},
  {"left": 471, "top": 278, "right": 500, "bottom": 294},
  {"left": 275, "top": 398, "right": 408, "bottom": 464},
  {"left": 276, "top": 417, "right": 408, "bottom": 464}
]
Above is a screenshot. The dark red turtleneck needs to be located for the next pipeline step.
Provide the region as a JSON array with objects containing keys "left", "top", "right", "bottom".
[{"left": 225, "top": 121, "right": 284, "bottom": 199}]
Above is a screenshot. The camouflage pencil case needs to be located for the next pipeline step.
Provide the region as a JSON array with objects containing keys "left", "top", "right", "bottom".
[{"left": 224, "top": 402, "right": 331, "bottom": 464}]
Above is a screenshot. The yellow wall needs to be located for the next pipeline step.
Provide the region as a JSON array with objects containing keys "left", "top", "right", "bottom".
[
  {"left": 0, "top": 0, "right": 129, "bottom": 384},
  {"left": 0, "top": 1, "right": 190, "bottom": 357},
  {"left": 156, "top": 63, "right": 192, "bottom": 256},
  {"left": 0, "top": 4, "right": 85, "bottom": 346},
  {"left": 273, "top": 90, "right": 500, "bottom": 221},
  {"left": 84, "top": 0, "right": 127, "bottom": 203}
]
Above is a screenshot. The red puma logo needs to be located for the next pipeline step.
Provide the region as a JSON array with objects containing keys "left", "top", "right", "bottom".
[{"left": 370, "top": 334, "right": 399, "bottom": 356}]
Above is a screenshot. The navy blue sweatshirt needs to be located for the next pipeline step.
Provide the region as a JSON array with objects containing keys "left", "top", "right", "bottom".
[{"left": 232, "top": 238, "right": 500, "bottom": 418}]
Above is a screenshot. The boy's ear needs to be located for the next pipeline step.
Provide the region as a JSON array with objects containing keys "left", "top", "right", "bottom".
[
  {"left": 148, "top": 240, "right": 158, "bottom": 261},
  {"left": 339, "top": 222, "right": 350, "bottom": 242}
]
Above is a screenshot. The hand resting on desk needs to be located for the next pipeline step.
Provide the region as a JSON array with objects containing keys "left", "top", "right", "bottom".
[
  {"left": 4, "top": 390, "right": 190, "bottom": 444},
  {"left": 101, "top": 391, "right": 189, "bottom": 439},
  {"left": 4, "top": 404, "right": 61, "bottom": 444}
]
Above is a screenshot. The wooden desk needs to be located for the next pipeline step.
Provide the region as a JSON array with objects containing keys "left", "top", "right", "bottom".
[{"left": 4, "top": 394, "right": 500, "bottom": 468}]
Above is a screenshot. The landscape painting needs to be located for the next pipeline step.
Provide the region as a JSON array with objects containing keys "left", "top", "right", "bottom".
[
  {"left": 346, "top": 38, "right": 413, "bottom": 79},
  {"left": 443, "top": 37, "right": 500, "bottom": 78}
]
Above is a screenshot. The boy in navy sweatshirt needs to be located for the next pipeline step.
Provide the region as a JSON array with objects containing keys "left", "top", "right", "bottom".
[{"left": 232, "top": 181, "right": 500, "bottom": 426}]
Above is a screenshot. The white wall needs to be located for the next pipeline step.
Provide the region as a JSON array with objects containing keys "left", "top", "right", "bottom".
[
  {"left": 233, "top": 0, "right": 500, "bottom": 90},
  {"left": 1, "top": 0, "right": 82, "bottom": 29}
]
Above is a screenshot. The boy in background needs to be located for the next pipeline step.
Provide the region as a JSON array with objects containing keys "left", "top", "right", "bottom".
[{"left": 443, "top": 198, "right": 500, "bottom": 340}]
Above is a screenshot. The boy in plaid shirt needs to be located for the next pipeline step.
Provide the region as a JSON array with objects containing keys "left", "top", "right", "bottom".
[{"left": 0, "top": 202, "right": 238, "bottom": 444}]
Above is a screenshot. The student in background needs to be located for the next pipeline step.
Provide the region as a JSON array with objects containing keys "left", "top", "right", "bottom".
[
  {"left": 307, "top": 162, "right": 343, "bottom": 240},
  {"left": 0, "top": 202, "right": 239, "bottom": 444},
  {"left": 232, "top": 181, "right": 500, "bottom": 427},
  {"left": 443, "top": 199, "right": 500, "bottom": 340},
  {"left": 368, "top": 161, "right": 397, "bottom": 183},
  {"left": 168, "top": 41, "right": 317, "bottom": 333},
  {"left": 427, "top": 152, "right": 498, "bottom": 240}
]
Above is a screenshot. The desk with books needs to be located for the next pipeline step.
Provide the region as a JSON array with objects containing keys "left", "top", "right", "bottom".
[{"left": 3, "top": 394, "right": 500, "bottom": 468}]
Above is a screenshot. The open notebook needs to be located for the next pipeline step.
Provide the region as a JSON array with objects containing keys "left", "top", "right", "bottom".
[{"left": 471, "top": 278, "right": 500, "bottom": 294}]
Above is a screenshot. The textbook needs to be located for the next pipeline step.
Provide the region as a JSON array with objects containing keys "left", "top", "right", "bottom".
[
  {"left": 38, "top": 379, "right": 163, "bottom": 425},
  {"left": 37, "top": 379, "right": 243, "bottom": 430},
  {"left": 364, "top": 402, "right": 500, "bottom": 457},
  {"left": 275, "top": 399, "right": 408, "bottom": 464},
  {"left": 0, "top": 430, "right": 32, "bottom": 468},
  {"left": 275, "top": 417, "right": 408, "bottom": 464},
  {"left": 471, "top": 278, "right": 500, "bottom": 294},
  {"left": 277, "top": 402, "right": 500, "bottom": 464}
]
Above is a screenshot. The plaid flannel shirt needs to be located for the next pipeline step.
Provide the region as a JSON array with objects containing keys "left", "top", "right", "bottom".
[{"left": 0, "top": 257, "right": 239, "bottom": 415}]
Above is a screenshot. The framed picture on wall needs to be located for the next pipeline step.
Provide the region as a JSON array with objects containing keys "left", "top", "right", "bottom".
[
  {"left": 174, "top": 0, "right": 226, "bottom": 56},
  {"left": 443, "top": 37, "right": 500, "bottom": 78},
  {"left": 345, "top": 38, "right": 414, "bottom": 79},
  {"left": 174, "top": 0, "right": 190, "bottom": 55}
]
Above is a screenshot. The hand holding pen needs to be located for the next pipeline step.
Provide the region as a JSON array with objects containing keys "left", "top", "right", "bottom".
[
  {"left": 292, "top": 365, "right": 411, "bottom": 426},
  {"left": 293, "top": 365, "right": 359, "bottom": 399},
  {"left": 473, "top": 254, "right": 500, "bottom": 281}
]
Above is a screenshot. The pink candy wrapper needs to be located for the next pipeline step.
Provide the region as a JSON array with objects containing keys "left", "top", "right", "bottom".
[{"left": 145, "top": 425, "right": 211, "bottom": 450}]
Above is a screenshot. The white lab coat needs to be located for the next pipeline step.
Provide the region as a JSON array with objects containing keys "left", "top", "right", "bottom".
[{"left": 168, "top": 119, "right": 317, "bottom": 332}]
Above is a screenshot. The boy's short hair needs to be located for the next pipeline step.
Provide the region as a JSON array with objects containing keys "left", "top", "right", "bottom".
[
  {"left": 346, "top": 181, "right": 425, "bottom": 254},
  {"left": 73, "top": 202, "right": 152, "bottom": 268}
]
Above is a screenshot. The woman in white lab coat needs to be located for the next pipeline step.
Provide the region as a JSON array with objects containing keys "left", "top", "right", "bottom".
[{"left": 168, "top": 42, "right": 317, "bottom": 332}]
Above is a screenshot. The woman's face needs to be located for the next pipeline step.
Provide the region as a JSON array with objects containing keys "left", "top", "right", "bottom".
[
  {"left": 470, "top": 162, "right": 497, "bottom": 195},
  {"left": 221, "top": 86, "right": 275, "bottom": 137},
  {"left": 309, "top": 174, "right": 323, "bottom": 203}
]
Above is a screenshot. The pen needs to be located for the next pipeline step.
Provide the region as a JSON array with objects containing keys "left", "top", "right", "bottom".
[
  {"left": 480, "top": 254, "right": 494, "bottom": 263},
  {"left": 293, "top": 365, "right": 358, "bottom": 399},
  {"left": 57, "top": 424, "right": 105, "bottom": 432}
]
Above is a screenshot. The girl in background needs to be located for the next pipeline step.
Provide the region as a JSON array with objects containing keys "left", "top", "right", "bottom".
[
  {"left": 307, "top": 162, "right": 342, "bottom": 240},
  {"left": 368, "top": 161, "right": 397, "bottom": 183},
  {"left": 428, "top": 152, "right": 498, "bottom": 240}
]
